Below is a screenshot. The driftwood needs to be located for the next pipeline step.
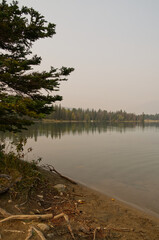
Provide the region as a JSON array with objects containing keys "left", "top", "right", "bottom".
[
  {"left": 0, "top": 209, "right": 75, "bottom": 239},
  {"left": 25, "top": 227, "right": 33, "bottom": 240},
  {"left": 54, "top": 213, "right": 75, "bottom": 240},
  {"left": 0, "top": 207, "right": 11, "bottom": 217},
  {"left": 0, "top": 212, "right": 75, "bottom": 240},
  {"left": 25, "top": 226, "right": 47, "bottom": 240},
  {"left": 0, "top": 213, "right": 53, "bottom": 223},
  {"left": 32, "top": 226, "right": 46, "bottom": 240},
  {"left": 4, "top": 229, "right": 25, "bottom": 233},
  {"left": 41, "top": 164, "right": 77, "bottom": 185}
]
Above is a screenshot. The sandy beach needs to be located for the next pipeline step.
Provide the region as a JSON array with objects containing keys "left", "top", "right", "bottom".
[{"left": 0, "top": 168, "right": 159, "bottom": 240}]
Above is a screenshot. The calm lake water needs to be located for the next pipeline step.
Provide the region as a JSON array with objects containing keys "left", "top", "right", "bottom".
[{"left": 1, "top": 122, "right": 159, "bottom": 217}]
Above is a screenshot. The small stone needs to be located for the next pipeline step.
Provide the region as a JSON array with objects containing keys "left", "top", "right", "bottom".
[
  {"left": 37, "top": 195, "right": 43, "bottom": 199},
  {"left": 8, "top": 199, "right": 12, "bottom": 203},
  {"left": 37, "top": 223, "right": 50, "bottom": 231},
  {"left": 47, "top": 233, "right": 55, "bottom": 238},
  {"left": 77, "top": 199, "right": 85, "bottom": 204},
  {"left": 53, "top": 184, "right": 66, "bottom": 192}
]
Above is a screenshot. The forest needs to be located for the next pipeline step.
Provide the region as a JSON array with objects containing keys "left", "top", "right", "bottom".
[
  {"left": 45, "top": 105, "right": 145, "bottom": 122},
  {"left": 144, "top": 114, "right": 159, "bottom": 120}
]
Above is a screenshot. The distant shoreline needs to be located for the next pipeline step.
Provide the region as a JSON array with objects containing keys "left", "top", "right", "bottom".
[
  {"left": 42, "top": 119, "right": 142, "bottom": 123},
  {"left": 144, "top": 119, "right": 159, "bottom": 122}
]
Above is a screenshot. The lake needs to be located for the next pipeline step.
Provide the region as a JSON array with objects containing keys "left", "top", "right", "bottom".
[{"left": 1, "top": 122, "right": 159, "bottom": 217}]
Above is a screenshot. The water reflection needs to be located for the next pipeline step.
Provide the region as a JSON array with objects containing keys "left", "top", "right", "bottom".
[{"left": 0, "top": 121, "right": 150, "bottom": 142}]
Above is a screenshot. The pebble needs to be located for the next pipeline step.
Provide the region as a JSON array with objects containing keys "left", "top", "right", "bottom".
[
  {"left": 47, "top": 233, "right": 55, "bottom": 238},
  {"left": 53, "top": 184, "right": 66, "bottom": 192},
  {"left": 37, "top": 195, "right": 43, "bottom": 199}
]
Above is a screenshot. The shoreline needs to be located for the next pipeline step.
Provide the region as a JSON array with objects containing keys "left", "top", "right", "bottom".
[
  {"left": 1, "top": 167, "right": 159, "bottom": 239},
  {"left": 81, "top": 182, "right": 159, "bottom": 220},
  {"left": 72, "top": 179, "right": 159, "bottom": 222},
  {"left": 85, "top": 182, "right": 159, "bottom": 220}
]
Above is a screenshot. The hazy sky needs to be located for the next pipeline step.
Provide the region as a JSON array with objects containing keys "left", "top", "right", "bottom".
[{"left": 17, "top": 1, "right": 159, "bottom": 113}]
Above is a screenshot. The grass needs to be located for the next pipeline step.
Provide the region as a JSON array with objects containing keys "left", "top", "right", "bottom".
[{"left": 0, "top": 147, "right": 43, "bottom": 199}]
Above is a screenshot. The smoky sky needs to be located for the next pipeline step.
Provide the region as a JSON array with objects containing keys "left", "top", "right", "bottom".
[{"left": 10, "top": 0, "right": 159, "bottom": 114}]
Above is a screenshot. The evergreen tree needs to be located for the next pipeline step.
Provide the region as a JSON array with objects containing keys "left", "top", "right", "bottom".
[{"left": 0, "top": 0, "right": 74, "bottom": 131}]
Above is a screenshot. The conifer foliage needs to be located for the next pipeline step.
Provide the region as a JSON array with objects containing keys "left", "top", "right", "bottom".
[{"left": 0, "top": 0, "right": 74, "bottom": 131}]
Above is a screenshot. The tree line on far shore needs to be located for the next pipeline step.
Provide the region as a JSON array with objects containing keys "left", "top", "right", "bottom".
[
  {"left": 45, "top": 105, "right": 145, "bottom": 122},
  {"left": 144, "top": 114, "right": 159, "bottom": 121}
]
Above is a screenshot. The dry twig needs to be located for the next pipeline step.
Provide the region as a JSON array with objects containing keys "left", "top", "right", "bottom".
[
  {"left": 25, "top": 227, "right": 33, "bottom": 240},
  {"left": 104, "top": 227, "right": 134, "bottom": 232},
  {"left": 93, "top": 227, "right": 101, "bottom": 240},
  {"left": 4, "top": 229, "right": 25, "bottom": 233}
]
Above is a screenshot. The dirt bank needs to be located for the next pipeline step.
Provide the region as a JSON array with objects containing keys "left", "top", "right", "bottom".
[{"left": 0, "top": 168, "right": 159, "bottom": 240}]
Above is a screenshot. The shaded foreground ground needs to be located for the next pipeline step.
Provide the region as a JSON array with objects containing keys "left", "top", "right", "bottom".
[{"left": 0, "top": 168, "right": 159, "bottom": 240}]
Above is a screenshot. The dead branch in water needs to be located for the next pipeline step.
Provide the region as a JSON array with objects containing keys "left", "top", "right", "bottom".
[{"left": 41, "top": 164, "right": 77, "bottom": 185}]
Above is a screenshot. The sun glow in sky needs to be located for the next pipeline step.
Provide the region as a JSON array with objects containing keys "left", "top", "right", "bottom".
[{"left": 15, "top": 1, "right": 159, "bottom": 113}]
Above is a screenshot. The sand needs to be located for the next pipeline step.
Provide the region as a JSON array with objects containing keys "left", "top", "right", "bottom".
[{"left": 0, "top": 168, "right": 159, "bottom": 239}]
